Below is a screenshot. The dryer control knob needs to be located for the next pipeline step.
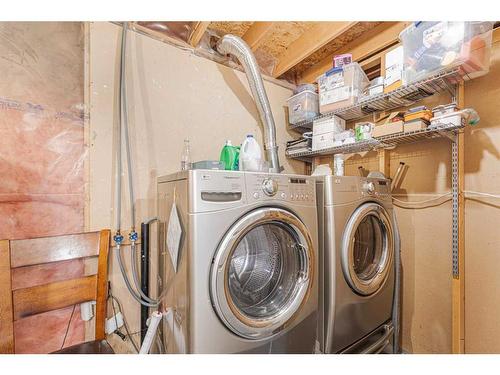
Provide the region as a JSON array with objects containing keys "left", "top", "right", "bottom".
[
  {"left": 364, "top": 181, "right": 375, "bottom": 193},
  {"left": 262, "top": 178, "right": 278, "bottom": 196}
]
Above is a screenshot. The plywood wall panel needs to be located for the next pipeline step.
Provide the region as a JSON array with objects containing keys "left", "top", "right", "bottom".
[
  {"left": 88, "top": 22, "right": 304, "bottom": 345},
  {"left": 463, "top": 37, "right": 500, "bottom": 353}
]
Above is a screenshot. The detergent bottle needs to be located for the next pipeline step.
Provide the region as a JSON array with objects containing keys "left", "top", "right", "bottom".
[
  {"left": 219, "top": 140, "right": 240, "bottom": 171},
  {"left": 239, "top": 134, "right": 263, "bottom": 172}
]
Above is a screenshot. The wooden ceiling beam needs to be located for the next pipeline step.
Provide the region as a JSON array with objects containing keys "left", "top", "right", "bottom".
[
  {"left": 242, "top": 22, "right": 275, "bottom": 51},
  {"left": 273, "top": 21, "right": 358, "bottom": 78},
  {"left": 299, "top": 22, "right": 409, "bottom": 83},
  {"left": 188, "top": 21, "right": 210, "bottom": 47}
]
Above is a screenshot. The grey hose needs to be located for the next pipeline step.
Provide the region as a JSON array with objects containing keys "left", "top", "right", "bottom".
[
  {"left": 130, "top": 242, "right": 158, "bottom": 304},
  {"left": 216, "top": 34, "right": 281, "bottom": 173},
  {"left": 392, "top": 210, "right": 402, "bottom": 353},
  {"left": 116, "top": 244, "right": 159, "bottom": 307},
  {"left": 120, "top": 21, "right": 136, "bottom": 230}
]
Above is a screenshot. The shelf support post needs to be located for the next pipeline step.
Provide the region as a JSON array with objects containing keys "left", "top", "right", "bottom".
[{"left": 452, "top": 82, "right": 465, "bottom": 354}]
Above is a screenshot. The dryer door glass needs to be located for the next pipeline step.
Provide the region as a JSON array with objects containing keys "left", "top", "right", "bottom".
[
  {"left": 342, "top": 203, "right": 394, "bottom": 296},
  {"left": 211, "top": 207, "right": 313, "bottom": 340}
]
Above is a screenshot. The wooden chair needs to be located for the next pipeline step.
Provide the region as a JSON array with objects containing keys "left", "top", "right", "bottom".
[{"left": 0, "top": 230, "right": 114, "bottom": 354}]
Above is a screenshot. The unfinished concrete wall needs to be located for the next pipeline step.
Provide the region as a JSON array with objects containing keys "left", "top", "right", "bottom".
[{"left": 88, "top": 22, "right": 303, "bottom": 352}]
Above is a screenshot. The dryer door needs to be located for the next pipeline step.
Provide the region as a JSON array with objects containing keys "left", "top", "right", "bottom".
[
  {"left": 341, "top": 202, "right": 394, "bottom": 296},
  {"left": 211, "top": 207, "right": 314, "bottom": 340}
]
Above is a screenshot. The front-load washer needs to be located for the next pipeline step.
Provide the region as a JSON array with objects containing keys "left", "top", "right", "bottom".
[
  {"left": 156, "top": 169, "right": 318, "bottom": 353},
  {"left": 317, "top": 176, "right": 397, "bottom": 354}
]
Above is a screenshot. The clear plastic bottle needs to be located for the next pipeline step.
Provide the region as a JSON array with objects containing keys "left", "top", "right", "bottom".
[{"left": 181, "top": 139, "right": 191, "bottom": 171}]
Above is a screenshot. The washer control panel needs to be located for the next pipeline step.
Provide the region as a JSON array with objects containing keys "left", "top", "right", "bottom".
[{"left": 246, "top": 173, "right": 315, "bottom": 205}]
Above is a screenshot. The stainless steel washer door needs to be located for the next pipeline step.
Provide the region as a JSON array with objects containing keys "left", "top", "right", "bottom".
[
  {"left": 211, "top": 207, "right": 314, "bottom": 340},
  {"left": 341, "top": 202, "right": 394, "bottom": 296}
]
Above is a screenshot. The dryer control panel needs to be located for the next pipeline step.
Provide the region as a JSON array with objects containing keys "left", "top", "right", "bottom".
[
  {"left": 360, "top": 178, "right": 391, "bottom": 200},
  {"left": 245, "top": 173, "right": 316, "bottom": 205}
]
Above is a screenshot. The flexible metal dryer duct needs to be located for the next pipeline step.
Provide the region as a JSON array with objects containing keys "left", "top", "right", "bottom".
[{"left": 216, "top": 34, "right": 281, "bottom": 173}]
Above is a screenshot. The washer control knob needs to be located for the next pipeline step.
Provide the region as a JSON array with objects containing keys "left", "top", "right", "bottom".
[
  {"left": 262, "top": 178, "right": 278, "bottom": 196},
  {"left": 364, "top": 181, "right": 376, "bottom": 193}
]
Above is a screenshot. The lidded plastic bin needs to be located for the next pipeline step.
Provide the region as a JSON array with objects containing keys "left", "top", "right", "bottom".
[
  {"left": 399, "top": 22, "right": 493, "bottom": 84},
  {"left": 317, "top": 62, "right": 370, "bottom": 114},
  {"left": 286, "top": 89, "right": 319, "bottom": 125}
]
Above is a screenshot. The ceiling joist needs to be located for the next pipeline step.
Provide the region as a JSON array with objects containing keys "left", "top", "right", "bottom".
[
  {"left": 188, "top": 21, "right": 210, "bottom": 47},
  {"left": 242, "top": 22, "right": 275, "bottom": 51},
  {"left": 299, "top": 22, "right": 409, "bottom": 83},
  {"left": 273, "top": 21, "right": 358, "bottom": 78}
]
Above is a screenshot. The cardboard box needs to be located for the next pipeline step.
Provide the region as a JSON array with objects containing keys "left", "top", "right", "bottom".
[
  {"left": 312, "top": 132, "right": 335, "bottom": 151},
  {"left": 404, "top": 120, "right": 429, "bottom": 132},
  {"left": 372, "top": 121, "right": 404, "bottom": 137},
  {"left": 404, "top": 110, "right": 433, "bottom": 122},
  {"left": 383, "top": 80, "right": 402, "bottom": 93},
  {"left": 313, "top": 115, "right": 346, "bottom": 136},
  {"left": 375, "top": 111, "right": 405, "bottom": 126},
  {"left": 383, "top": 46, "right": 404, "bottom": 92}
]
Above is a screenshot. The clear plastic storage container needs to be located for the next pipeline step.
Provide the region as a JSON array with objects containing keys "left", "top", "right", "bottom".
[
  {"left": 286, "top": 89, "right": 319, "bottom": 125},
  {"left": 400, "top": 22, "right": 493, "bottom": 83},
  {"left": 317, "top": 62, "right": 370, "bottom": 114}
]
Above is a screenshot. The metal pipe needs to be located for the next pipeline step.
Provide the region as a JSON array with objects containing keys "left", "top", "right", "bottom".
[
  {"left": 392, "top": 162, "right": 406, "bottom": 193},
  {"left": 216, "top": 34, "right": 281, "bottom": 173},
  {"left": 140, "top": 221, "right": 150, "bottom": 343}
]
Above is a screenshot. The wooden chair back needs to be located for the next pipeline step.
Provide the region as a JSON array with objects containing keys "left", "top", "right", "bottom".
[{"left": 0, "top": 230, "right": 111, "bottom": 353}]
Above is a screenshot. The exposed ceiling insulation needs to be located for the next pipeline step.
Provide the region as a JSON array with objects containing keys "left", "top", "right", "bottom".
[
  {"left": 208, "top": 21, "right": 253, "bottom": 36},
  {"left": 288, "top": 21, "right": 382, "bottom": 77},
  {"left": 134, "top": 21, "right": 390, "bottom": 84},
  {"left": 257, "top": 22, "right": 315, "bottom": 60}
]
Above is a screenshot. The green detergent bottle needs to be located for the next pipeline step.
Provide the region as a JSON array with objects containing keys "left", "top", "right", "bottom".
[{"left": 219, "top": 140, "right": 240, "bottom": 171}]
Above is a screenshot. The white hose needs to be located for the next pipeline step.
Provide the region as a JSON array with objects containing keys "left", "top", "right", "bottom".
[{"left": 139, "top": 311, "right": 163, "bottom": 354}]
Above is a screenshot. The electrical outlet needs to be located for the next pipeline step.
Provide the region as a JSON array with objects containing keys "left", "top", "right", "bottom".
[
  {"left": 106, "top": 312, "right": 124, "bottom": 334},
  {"left": 80, "top": 301, "right": 96, "bottom": 321}
]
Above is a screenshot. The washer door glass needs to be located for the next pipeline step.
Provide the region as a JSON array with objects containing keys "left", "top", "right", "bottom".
[
  {"left": 342, "top": 203, "right": 394, "bottom": 296},
  {"left": 211, "top": 207, "right": 313, "bottom": 340},
  {"left": 228, "top": 223, "right": 301, "bottom": 319}
]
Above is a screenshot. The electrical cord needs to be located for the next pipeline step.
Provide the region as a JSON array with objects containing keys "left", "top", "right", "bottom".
[
  {"left": 60, "top": 304, "right": 76, "bottom": 350},
  {"left": 392, "top": 191, "right": 451, "bottom": 207},
  {"left": 464, "top": 190, "right": 500, "bottom": 199},
  {"left": 108, "top": 285, "right": 140, "bottom": 353}
]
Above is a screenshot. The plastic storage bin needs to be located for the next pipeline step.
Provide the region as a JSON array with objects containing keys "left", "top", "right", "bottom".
[
  {"left": 317, "top": 62, "right": 370, "bottom": 114},
  {"left": 400, "top": 22, "right": 493, "bottom": 83},
  {"left": 286, "top": 90, "right": 319, "bottom": 125}
]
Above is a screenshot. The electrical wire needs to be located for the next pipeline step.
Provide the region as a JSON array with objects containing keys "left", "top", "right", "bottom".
[
  {"left": 108, "top": 289, "right": 140, "bottom": 353},
  {"left": 60, "top": 304, "right": 76, "bottom": 350}
]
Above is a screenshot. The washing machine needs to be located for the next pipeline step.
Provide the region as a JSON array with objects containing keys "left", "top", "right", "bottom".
[
  {"left": 317, "top": 175, "right": 397, "bottom": 354},
  {"left": 156, "top": 169, "right": 318, "bottom": 353}
]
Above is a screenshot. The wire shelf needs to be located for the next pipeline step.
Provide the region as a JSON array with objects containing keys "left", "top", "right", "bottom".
[
  {"left": 286, "top": 122, "right": 464, "bottom": 161},
  {"left": 288, "top": 66, "right": 470, "bottom": 132}
]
